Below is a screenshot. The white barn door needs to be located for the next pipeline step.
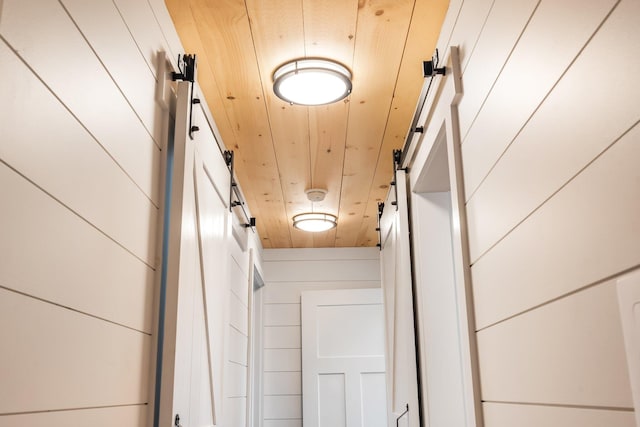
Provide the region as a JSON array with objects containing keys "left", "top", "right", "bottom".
[
  {"left": 379, "top": 169, "right": 421, "bottom": 427},
  {"left": 301, "top": 288, "right": 387, "bottom": 427},
  {"left": 158, "top": 80, "right": 231, "bottom": 427}
]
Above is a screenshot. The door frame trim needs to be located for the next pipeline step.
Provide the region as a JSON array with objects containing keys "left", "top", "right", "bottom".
[{"left": 405, "top": 46, "right": 484, "bottom": 427}]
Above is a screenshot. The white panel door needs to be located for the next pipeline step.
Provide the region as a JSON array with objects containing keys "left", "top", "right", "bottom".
[
  {"left": 158, "top": 81, "right": 230, "bottom": 427},
  {"left": 194, "top": 127, "right": 231, "bottom": 426},
  {"left": 379, "top": 169, "right": 421, "bottom": 427},
  {"left": 302, "top": 289, "right": 387, "bottom": 427}
]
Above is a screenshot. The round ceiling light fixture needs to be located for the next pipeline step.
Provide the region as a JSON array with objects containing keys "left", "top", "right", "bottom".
[
  {"left": 293, "top": 213, "right": 337, "bottom": 233},
  {"left": 273, "top": 59, "right": 352, "bottom": 106}
]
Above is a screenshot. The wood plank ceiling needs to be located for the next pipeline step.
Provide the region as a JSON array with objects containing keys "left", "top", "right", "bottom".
[{"left": 166, "top": 0, "right": 449, "bottom": 248}]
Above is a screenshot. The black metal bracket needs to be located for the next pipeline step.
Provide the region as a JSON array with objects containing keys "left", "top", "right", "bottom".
[
  {"left": 224, "top": 150, "right": 256, "bottom": 229},
  {"left": 376, "top": 202, "right": 385, "bottom": 250},
  {"left": 174, "top": 414, "right": 182, "bottom": 427},
  {"left": 390, "top": 149, "right": 406, "bottom": 211},
  {"left": 172, "top": 54, "right": 200, "bottom": 140},
  {"left": 171, "top": 54, "right": 196, "bottom": 82},
  {"left": 396, "top": 404, "right": 409, "bottom": 427},
  {"left": 423, "top": 48, "right": 446, "bottom": 77},
  {"left": 399, "top": 48, "right": 446, "bottom": 167},
  {"left": 224, "top": 149, "right": 236, "bottom": 212}
]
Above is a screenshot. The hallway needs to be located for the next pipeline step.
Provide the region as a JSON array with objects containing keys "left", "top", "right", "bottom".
[{"left": 0, "top": 0, "right": 639, "bottom": 426}]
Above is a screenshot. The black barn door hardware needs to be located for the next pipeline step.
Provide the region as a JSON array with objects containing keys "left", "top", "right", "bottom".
[
  {"left": 376, "top": 201, "right": 385, "bottom": 250},
  {"left": 390, "top": 149, "right": 407, "bottom": 211},
  {"left": 399, "top": 48, "right": 446, "bottom": 167},
  {"left": 224, "top": 150, "right": 256, "bottom": 229}
]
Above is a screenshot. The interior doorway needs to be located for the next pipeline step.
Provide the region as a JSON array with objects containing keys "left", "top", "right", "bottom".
[
  {"left": 410, "top": 120, "right": 481, "bottom": 427},
  {"left": 412, "top": 125, "right": 467, "bottom": 426}
]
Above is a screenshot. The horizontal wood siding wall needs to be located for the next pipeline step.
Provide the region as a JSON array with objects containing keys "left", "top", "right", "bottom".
[
  {"left": 423, "top": 0, "right": 639, "bottom": 424},
  {"left": 0, "top": 0, "right": 184, "bottom": 424},
  {"left": 261, "top": 248, "right": 381, "bottom": 427}
]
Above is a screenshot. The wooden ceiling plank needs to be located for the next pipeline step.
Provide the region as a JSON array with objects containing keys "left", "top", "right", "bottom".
[
  {"left": 168, "top": 0, "right": 450, "bottom": 248},
  {"left": 308, "top": 102, "right": 349, "bottom": 228},
  {"left": 244, "top": 0, "right": 314, "bottom": 248},
  {"left": 303, "top": 0, "right": 359, "bottom": 67},
  {"left": 165, "top": 0, "right": 238, "bottom": 161},
  {"left": 188, "top": 0, "right": 292, "bottom": 247},
  {"left": 303, "top": 0, "right": 359, "bottom": 248},
  {"left": 312, "top": 227, "right": 338, "bottom": 248},
  {"left": 308, "top": 102, "right": 349, "bottom": 248},
  {"left": 166, "top": 0, "right": 279, "bottom": 249},
  {"left": 166, "top": 0, "right": 276, "bottom": 248},
  {"left": 336, "top": 0, "right": 416, "bottom": 247},
  {"left": 356, "top": 0, "right": 449, "bottom": 246}
]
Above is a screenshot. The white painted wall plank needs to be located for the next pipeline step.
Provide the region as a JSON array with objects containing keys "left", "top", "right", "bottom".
[
  {"left": 263, "top": 281, "right": 380, "bottom": 304},
  {"left": 457, "top": 0, "right": 539, "bottom": 137},
  {"left": 0, "top": 0, "right": 162, "bottom": 205},
  {"left": 0, "top": 164, "right": 154, "bottom": 333},
  {"left": 264, "top": 326, "right": 301, "bottom": 349},
  {"left": 262, "top": 247, "right": 379, "bottom": 262},
  {"left": 0, "top": 0, "right": 186, "bottom": 422},
  {"left": 264, "top": 304, "right": 301, "bottom": 326},
  {"left": 264, "top": 396, "right": 302, "bottom": 420},
  {"left": 482, "top": 402, "right": 636, "bottom": 427},
  {"left": 472, "top": 121, "right": 640, "bottom": 329},
  {"left": 445, "top": 0, "right": 493, "bottom": 69},
  {"left": 60, "top": 0, "right": 164, "bottom": 145},
  {"left": 476, "top": 282, "right": 633, "bottom": 408},
  {"left": 112, "top": 0, "right": 177, "bottom": 76},
  {"left": 461, "top": 0, "right": 618, "bottom": 198},
  {"left": 0, "top": 43, "right": 158, "bottom": 266},
  {"left": 264, "top": 372, "right": 301, "bottom": 396},
  {"left": 466, "top": 0, "right": 640, "bottom": 262},
  {"left": 0, "top": 405, "right": 147, "bottom": 427},
  {"left": 0, "top": 289, "right": 151, "bottom": 413},
  {"left": 146, "top": 0, "right": 184, "bottom": 66},
  {"left": 263, "top": 259, "right": 380, "bottom": 282},
  {"left": 264, "top": 349, "right": 301, "bottom": 372}
]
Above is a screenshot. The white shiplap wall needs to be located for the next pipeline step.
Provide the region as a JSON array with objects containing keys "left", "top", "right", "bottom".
[
  {"left": 0, "top": 0, "right": 183, "bottom": 424},
  {"left": 410, "top": 0, "right": 640, "bottom": 424},
  {"left": 261, "top": 248, "right": 380, "bottom": 427},
  {"left": 0, "top": 0, "right": 241, "bottom": 425}
]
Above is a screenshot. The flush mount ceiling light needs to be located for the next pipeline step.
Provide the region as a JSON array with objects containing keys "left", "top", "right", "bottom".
[
  {"left": 293, "top": 188, "right": 337, "bottom": 232},
  {"left": 273, "top": 59, "right": 352, "bottom": 106},
  {"left": 293, "top": 213, "right": 338, "bottom": 233}
]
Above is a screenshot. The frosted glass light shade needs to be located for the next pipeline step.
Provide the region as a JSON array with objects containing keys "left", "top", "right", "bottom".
[
  {"left": 292, "top": 213, "right": 337, "bottom": 232},
  {"left": 273, "top": 59, "right": 352, "bottom": 106}
]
